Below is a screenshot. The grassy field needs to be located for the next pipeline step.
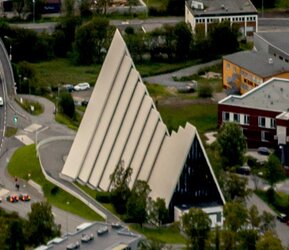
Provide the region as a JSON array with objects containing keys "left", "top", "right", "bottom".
[
  {"left": 130, "top": 224, "right": 186, "bottom": 244},
  {"left": 7, "top": 144, "right": 104, "bottom": 221},
  {"left": 31, "top": 58, "right": 102, "bottom": 88},
  {"left": 158, "top": 103, "right": 218, "bottom": 135},
  {"left": 31, "top": 58, "right": 201, "bottom": 90}
]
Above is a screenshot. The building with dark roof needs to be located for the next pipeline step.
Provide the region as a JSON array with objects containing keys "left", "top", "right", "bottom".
[
  {"left": 185, "top": 0, "right": 258, "bottom": 37},
  {"left": 218, "top": 78, "right": 289, "bottom": 165},
  {"left": 61, "top": 30, "right": 225, "bottom": 225},
  {"left": 223, "top": 50, "right": 289, "bottom": 94},
  {"left": 254, "top": 31, "right": 289, "bottom": 64},
  {"left": 35, "top": 222, "right": 142, "bottom": 250}
]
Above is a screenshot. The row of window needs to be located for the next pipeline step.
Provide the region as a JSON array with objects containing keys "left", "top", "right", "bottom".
[
  {"left": 195, "top": 16, "right": 256, "bottom": 24},
  {"left": 222, "top": 112, "right": 276, "bottom": 128}
]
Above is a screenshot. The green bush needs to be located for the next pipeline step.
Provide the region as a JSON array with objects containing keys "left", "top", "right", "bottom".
[
  {"left": 50, "top": 186, "right": 59, "bottom": 195},
  {"left": 95, "top": 192, "right": 111, "bottom": 203},
  {"left": 198, "top": 84, "right": 213, "bottom": 98}
]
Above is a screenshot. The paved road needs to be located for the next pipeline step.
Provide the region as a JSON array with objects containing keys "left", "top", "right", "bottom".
[{"left": 143, "top": 59, "right": 221, "bottom": 87}]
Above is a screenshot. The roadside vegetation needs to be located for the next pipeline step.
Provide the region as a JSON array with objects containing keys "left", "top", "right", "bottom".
[
  {"left": 15, "top": 97, "right": 44, "bottom": 115},
  {"left": 7, "top": 144, "right": 104, "bottom": 221}
]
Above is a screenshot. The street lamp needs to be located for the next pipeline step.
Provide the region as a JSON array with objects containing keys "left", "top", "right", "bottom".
[
  {"left": 33, "top": 0, "right": 35, "bottom": 23},
  {"left": 4, "top": 36, "right": 12, "bottom": 61},
  {"left": 66, "top": 201, "right": 70, "bottom": 236}
]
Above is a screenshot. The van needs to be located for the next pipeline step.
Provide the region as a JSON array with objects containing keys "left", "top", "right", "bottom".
[
  {"left": 0, "top": 97, "right": 4, "bottom": 106},
  {"left": 74, "top": 82, "right": 90, "bottom": 91}
]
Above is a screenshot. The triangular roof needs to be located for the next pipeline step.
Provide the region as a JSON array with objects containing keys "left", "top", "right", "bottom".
[{"left": 61, "top": 30, "right": 225, "bottom": 207}]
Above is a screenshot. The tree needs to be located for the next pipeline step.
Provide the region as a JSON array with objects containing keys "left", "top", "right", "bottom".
[
  {"left": 238, "top": 229, "right": 259, "bottom": 250},
  {"left": 221, "top": 173, "right": 250, "bottom": 202},
  {"left": 110, "top": 160, "right": 132, "bottom": 214},
  {"left": 208, "top": 21, "right": 240, "bottom": 56},
  {"left": 12, "top": 0, "right": 25, "bottom": 18},
  {"left": 148, "top": 197, "right": 169, "bottom": 227},
  {"left": 126, "top": 180, "right": 151, "bottom": 227},
  {"left": 181, "top": 207, "right": 211, "bottom": 250},
  {"left": 260, "top": 211, "right": 275, "bottom": 233},
  {"left": 5, "top": 219, "right": 25, "bottom": 250},
  {"left": 217, "top": 122, "right": 247, "bottom": 168},
  {"left": 73, "top": 17, "right": 113, "bottom": 64},
  {"left": 62, "top": 0, "right": 75, "bottom": 16},
  {"left": 256, "top": 231, "right": 283, "bottom": 250},
  {"left": 124, "top": 30, "right": 146, "bottom": 62},
  {"left": 264, "top": 154, "right": 285, "bottom": 188},
  {"left": 224, "top": 201, "right": 248, "bottom": 232},
  {"left": 248, "top": 205, "right": 261, "bottom": 229},
  {"left": 26, "top": 201, "right": 61, "bottom": 246},
  {"left": 58, "top": 91, "right": 75, "bottom": 118},
  {"left": 174, "top": 22, "right": 192, "bottom": 61}
]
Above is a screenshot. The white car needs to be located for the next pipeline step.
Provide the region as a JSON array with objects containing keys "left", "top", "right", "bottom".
[
  {"left": 74, "top": 82, "right": 90, "bottom": 91},
  {"left": 0, "top": 97, "right": 3, "bottom": 106}
]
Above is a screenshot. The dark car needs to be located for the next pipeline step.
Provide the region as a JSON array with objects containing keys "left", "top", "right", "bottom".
[
  {"left": 6, "top": 194, "right": 19, "bottom": 203},
  {"left": 257, "top": 147, "right": 271, "bottom": 155},
  {"left": 19, "top": 193, "right": 31, "bottom": 202},
  {"left": 236, "top": 166, "right": 251, "bottom": 176},
  {"left": 277, "top": 213, "right": 288, "bottom": 223},
  {"left": 81, "top": 233, "right": 94, "bottom": 243},
  {"left": 63, "top": 84, "right": 74, "bottom": 92}
]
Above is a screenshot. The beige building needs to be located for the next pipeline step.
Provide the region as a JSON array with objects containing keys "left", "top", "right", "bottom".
[{"left": 61, "top": 30, "right": 225, "bottom": 224}]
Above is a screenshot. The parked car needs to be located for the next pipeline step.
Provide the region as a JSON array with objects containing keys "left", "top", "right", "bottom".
[
  {"left": 81, "top": 233, "right": 94, "bottom": 243},
  {"left": 236, "top": 166, "right": 251, "bottom": 176},
  {"left": 0, "top": 97, "right": 4, "bottom": 106},
  {"left": 6, "top": 194, "right": 19, "bottom": 203},
  {"left": 111, "top": 222, "right": 122, "bottom": 229},
  {"left": 277, "top": 213, "right": 288, "bottom": 223},
  {"left": 97, "top": 226, "right": 108, "bottom": 235},
  {"left": 257, "top": 147, "right": 271, "bottom": 155},
  {"left": 66, "top": 241, "right": 80, "bottom": 249},
  {"left": 19, "top": 193, "right": 31, "bottom": 201},
  {"left": 74, "top": 82, "right": 90, "bottom": 91},
  {"left": 63, "top": 84, "right": 74, "bottom": 92}
]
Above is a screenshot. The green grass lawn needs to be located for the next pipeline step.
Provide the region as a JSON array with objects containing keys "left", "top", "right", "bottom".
[
  {"left": 31, "top": 58, "right": 101, "bottom": 88},
  {"left": 130, "top": 224, "right": 186, "bottom": 244},
  {"left": 7, "top": 144, "right": 104, "bottom": 221},
  {"left": 158, "top": 103, "right": 218, "bottom": 135}
]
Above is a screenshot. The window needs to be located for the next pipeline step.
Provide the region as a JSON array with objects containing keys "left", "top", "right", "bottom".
[
  {"left": 261, "top": 131, "right": 269, "bottom": 142},
  {"left": 258, "top": 117, "right": 266, "bottom": 127},
  {"left": 233, "top": 113, "right": 240, "bottom": 123},
  {"left": 244, "top": 115, "right": 250, "bottom": 125},
  {"left": 226, "top": 63, "right": 230, "bottom": 70},
  {"left": 222, "top": 112, "right": 230, "bottom": 121},
  {"left": 270, "top": 118, "right": 276, "bottom": 128}
]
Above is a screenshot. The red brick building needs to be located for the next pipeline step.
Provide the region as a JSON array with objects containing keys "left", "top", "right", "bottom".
[{"left": 218, "top": 77, "right": 289, "bottom": 165}]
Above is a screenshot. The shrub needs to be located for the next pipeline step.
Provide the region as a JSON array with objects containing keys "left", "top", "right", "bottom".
[
  {"left": 95, "top": 192, "right": 111, "bottom": 203},
  {"left": 198, "top": 84, "right": 213, "bottom": 98},
  {"left": 50, "top": 186, "right": 59, "bottom": 195}
]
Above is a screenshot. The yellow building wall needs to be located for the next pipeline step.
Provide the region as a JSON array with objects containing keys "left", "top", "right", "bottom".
[{"left": 222, "top": 59, "right": 241, "bottom": 91}]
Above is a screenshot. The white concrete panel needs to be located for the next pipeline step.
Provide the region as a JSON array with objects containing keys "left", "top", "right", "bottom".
[
  {"left": 92, "top": 69, "right": 139, "bottom": 188},
  {"left": 149, "top": 124, "right": 196, "bottom": 206},
  {"left": 121, "top": 96, "right": 152, "bottom": 171},
  {"left": 129, "top": 109, "right": 159, "bottom": 188},
  {"left": 99, "top": 83, "right": 146, "bottom": 191},
  {"left": 61, "top": 31, "right": 126, "bottom": 179},
  {"left": 79, "top": 55, "right": 132, "bottom": 184},
  {"left": 137, "top": 122, "right": 166, "bottom": 182}
]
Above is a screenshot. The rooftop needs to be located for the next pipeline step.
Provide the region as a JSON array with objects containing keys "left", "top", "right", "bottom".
[
  {"left": 223, "top": 50, "right": 289, "bottom": 78},
  {"left": 219, "top": 78, "right": 289, "bottom": 112},
  {"left": 36, "top": 221, "right": 142, "bottom": 250},
  {"left": 255, "top": 31, "right": 289, "bottom": 55},
  {"left": 187, "top": 0, "right": 257, "bottom": 16}
]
